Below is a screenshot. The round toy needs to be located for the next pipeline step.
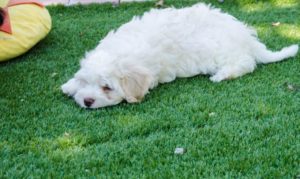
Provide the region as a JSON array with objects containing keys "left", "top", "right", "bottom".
[{"left": 0, "top": 0, "right": 51, "bottom": 62}]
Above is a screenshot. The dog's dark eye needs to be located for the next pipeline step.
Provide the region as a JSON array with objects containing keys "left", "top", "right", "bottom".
[{"left": 102, "top": 85, "right": 112, "bottom": 92}]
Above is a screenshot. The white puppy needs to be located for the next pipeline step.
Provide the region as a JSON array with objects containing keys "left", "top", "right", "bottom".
[{"left": 62, "top": 3, "right": 298, "bottom": 108}]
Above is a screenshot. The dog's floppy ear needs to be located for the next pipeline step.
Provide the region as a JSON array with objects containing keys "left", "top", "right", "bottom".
[{"left": 120, "top": 66, "right": 153, "bottom": 103}]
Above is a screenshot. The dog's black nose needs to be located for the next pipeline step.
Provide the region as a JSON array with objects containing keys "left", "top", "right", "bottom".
[{"left": 84, "top": 98, "right": 95, "bottom": 107}]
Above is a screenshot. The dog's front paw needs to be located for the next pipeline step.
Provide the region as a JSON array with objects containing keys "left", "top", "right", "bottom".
[
  {"left": 61, "top": 78, "right": 79, "bottom": 96},
  {"left": 209, "top": 75, "right": 224, "bottom": 83}
]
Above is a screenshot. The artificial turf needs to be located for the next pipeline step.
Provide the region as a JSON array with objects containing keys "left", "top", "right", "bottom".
[{"left": 0, "top": 0, "right": 299, "bottom": 177}]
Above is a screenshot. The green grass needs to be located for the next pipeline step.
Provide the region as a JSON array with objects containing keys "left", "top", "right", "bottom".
[{"left": 0, "top": 0, "right": 299, "bottom": 177}]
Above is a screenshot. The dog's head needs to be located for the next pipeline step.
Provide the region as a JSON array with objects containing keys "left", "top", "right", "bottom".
[{"left": 61, "top": 53, "right": 153, "bottom": 108}]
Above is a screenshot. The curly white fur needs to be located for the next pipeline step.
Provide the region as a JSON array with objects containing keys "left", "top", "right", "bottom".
[{"left": 62, "top": 3, "right": 298, "bottom": 108}]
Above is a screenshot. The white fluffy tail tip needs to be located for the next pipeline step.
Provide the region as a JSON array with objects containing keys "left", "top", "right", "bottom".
[{"left": 284, "top": 44, "right": 299, "bottom": 57}]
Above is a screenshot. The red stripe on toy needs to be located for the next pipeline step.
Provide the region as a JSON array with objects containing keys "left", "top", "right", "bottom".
[
  {"left": 0, "top": 8, "right": 12, "bottom": 34},
  {"left": 0, "top": 0, "right": 44, "bottom": 34},
  {"left": 8, "top": 0, "right": 44, "bottom": 8}
]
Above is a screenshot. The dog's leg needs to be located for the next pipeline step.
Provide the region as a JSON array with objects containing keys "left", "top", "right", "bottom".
[
  {"left": 209, "top": 59, "right": 256, "bottom": 82},
  {"left": 61, "top": 78, "right": 81, "bottom": 96}
]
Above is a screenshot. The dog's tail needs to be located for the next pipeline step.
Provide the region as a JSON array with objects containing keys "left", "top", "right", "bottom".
[{"left": 254, "top": 42, "right": 298, "bottom": 64}]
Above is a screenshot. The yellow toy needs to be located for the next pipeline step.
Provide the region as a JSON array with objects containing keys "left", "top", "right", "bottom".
[{"left": 0, "top": 0, "right": 51, "bottom": 62}]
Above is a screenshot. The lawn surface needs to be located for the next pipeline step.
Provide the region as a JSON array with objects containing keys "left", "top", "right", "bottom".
[{"left": 0, "top": 0, "right": 299, "bottom": 177}]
